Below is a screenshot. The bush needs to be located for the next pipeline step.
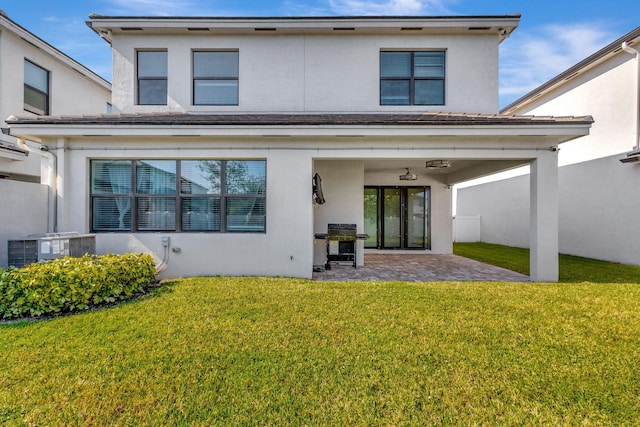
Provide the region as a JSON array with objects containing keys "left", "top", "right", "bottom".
[{"left": 0, "top": 253, "right": 156, "bottom": 320}]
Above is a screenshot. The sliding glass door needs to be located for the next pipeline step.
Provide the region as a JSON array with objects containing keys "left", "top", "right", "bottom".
[{"left": 364, "top": 186, "right": 430, "bottom": 249}]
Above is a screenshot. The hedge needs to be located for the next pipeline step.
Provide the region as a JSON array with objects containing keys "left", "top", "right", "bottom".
[{"left": 0, "top": 253, "right": 156, "bottom": 320}]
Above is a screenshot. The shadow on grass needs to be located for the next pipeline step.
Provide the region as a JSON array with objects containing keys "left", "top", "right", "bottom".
[
  {"left": 0, "top": 280, "right": 178, "bottom": 327},
  {"left": 454, "top": 242, "right": 640, "bottom": 284}
]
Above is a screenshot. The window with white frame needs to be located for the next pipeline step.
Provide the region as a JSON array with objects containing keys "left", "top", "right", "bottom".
[
  {"left": 24, "top": 60, "right": 49, "bottom": 115},
  {"left": 380, "top": 51, "right": 445, "bottom": 106},
  {"left": 90, "top": 159, "right": 266, "bottom": 232},
  {"left": 193, "top": 50, "right": 239, "bottom": 105},
  {"left": 137, "top": 50, "right": 168, "bottom": 105}
]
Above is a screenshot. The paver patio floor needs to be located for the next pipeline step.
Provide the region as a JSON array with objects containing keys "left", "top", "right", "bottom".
[{"left": 312, "top": 253, "right": 529, "bottom": 282}]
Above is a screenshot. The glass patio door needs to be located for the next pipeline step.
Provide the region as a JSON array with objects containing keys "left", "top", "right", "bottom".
[
  {"left": 364, "top": 186, "right": 429, "bottom": 249},
  {"left": 383, "top": 188, "right": 402, "bottom": 248}
]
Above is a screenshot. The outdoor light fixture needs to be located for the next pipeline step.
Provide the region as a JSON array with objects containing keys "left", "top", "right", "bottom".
[
  {"left": 399, "top": 168, "right": 418, "bottom": 181},
  {"left": 425, "top": 160, "right": 451, "bottom": 170}
]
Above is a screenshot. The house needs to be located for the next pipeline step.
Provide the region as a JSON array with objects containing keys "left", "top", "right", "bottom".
[
  {"left": 457, "top": 27, "right": 640, "bottom": 266},
  {"left": 0, "top": 10, "right": 112, "bottom": 268},
  {"left": 6, "top": 14, "right": 593, "bottom": 281}
]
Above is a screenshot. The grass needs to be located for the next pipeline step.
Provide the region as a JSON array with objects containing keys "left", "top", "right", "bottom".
[
  {"left": 454, "top": 242, "right": 640, "bottom": 283},
  {"left": 2, "top": 276, "right": 640, "bottom": 425}
]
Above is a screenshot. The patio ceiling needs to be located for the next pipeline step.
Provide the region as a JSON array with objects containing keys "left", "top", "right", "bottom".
[{"left": 363, "top": 158, "right": 528, "bottom": 184}]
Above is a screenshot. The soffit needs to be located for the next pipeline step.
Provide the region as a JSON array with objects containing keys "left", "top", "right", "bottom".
[{"left": 87, "top": 15, "right": 520, "bottom": 42}]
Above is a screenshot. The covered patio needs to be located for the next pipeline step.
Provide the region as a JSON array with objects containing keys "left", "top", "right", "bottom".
[{"left": 312, "top": 253, "right": 529, "bottom": 282}]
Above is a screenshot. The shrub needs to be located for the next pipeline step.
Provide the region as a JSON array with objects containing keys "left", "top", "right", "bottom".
[{"left": 0, "top": 253, "right": 156, "bottom": 320}]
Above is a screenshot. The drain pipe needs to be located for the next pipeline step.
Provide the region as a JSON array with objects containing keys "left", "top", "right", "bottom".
[
  {"left": 621, "top": 42, "right": 640, "bottom": 157},
  {"left": 16, "top": 137, "right": 58, "bottom": 232}
]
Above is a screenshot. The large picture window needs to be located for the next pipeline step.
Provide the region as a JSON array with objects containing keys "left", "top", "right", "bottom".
[
  {"left": 137, "top": 50, "right": 168, "bottom": 105},
  {"left": 193, "top": 50, "right": 239, "bottom": 105},
  {"left": 380, "top": 51, "right": 445, "bottom": 106},
  {"left": 24, "top": 60, "right": 49, "bottom": 115},
  {"left": 91, "top": 159, "right": 266, "bottom": 232}
]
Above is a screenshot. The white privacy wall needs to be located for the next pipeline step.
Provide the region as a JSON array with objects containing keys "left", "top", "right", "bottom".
[
  {"left": 456, "top": 175, "right": 530, "bottom": 249},
  {"left": 456, "top": 155, "right": 640, "bottom": 266}
]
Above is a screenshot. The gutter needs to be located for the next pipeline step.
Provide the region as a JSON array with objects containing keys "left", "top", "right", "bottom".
[
  {"left": 620, "top": 42, "right": 640, "bottom": 163},
  {"left": 16, "top": 137, "right": 58, "bottom": 232}
]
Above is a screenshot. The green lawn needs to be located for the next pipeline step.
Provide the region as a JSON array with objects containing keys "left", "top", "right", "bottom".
[
  {"left": 2, "top": 276, "right": 640, "bottom": 425},
  {"left": 454, "top": 242, "right": 640, "bottom": 283}
]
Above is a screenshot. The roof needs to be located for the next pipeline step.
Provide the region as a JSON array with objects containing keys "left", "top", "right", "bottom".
[
  {"left": 87, "top": 14, "right": 520, "bottom": 43},
  {"left": 6, "top": 111, "right": 593, "bottom": 127},
  {"left": 0, "top": 10, "right": 111, "bottom": 91},
  {"left": 502, "top": 26, "right": 640, "bottom": 114}
]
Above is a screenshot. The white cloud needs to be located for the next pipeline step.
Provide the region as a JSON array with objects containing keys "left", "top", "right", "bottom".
[
  {"left": 500, "top": 22, "right": 616, "bottom": 106},
  {"left": 106, "top": 0, "right": 204, "bottom": 15},
  {"left": 328, "top": 0, "right": 454, "bottom": 15}
]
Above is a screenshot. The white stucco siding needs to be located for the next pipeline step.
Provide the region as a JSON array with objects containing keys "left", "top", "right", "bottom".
[
  {"left": 0, "top": 23, "right": 111, "bottom": 182},
  {"left": 457, "top": 174, "right": 530, "bottom": 248},
  {"left": 456, "top": 154, "right": 640, "bottom": 266},
  {"left": 57, "top": 143, "right": 315, "bottom": 278},
  {"left": 510, "top": 54, "right": 637, "bottom": 165},
  {"left": 0, "top": 29, "right": 110, "bottom": 120},
  {"left": 111, "top": 33, "right": 499, "bottom": 114},
  {"left": 312, "top": 160, "right": 365, "bottom": 266}
]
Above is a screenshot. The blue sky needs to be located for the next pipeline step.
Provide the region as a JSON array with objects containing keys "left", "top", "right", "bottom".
[{"left": 2, "top": 0, "right": 638, "bottom": 108}]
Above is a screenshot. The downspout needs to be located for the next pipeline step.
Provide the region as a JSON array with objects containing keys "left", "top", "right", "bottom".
[
  {"left": 621, "top": 42, "right": 640, "bottom": 153},
  {"left": 16, "top": 137, "right": 58, "bottom": 233}
]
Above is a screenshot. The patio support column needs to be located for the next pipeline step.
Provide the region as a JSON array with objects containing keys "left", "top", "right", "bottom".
[{"left": 529, "top": 151, "right": 559, "bottom": 282}]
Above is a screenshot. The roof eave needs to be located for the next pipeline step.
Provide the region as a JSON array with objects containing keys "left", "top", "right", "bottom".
[{"left": 87, "top": 14, "right": 520, "bottom": 42}]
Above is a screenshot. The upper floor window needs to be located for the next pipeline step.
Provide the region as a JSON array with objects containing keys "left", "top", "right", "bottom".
[
  {"left": 24, "top": 60, "right": 49, "bottom": 115},
  {"left": 90, "top": 159, "right": 266, "bottom": 233},
  {"left": 137, "top": 50, "right": 167, "bottom": 105},
  {"left": 193, "top": 51, "right": 239, "bottom": 105},
  {"left": 380, "top": 51, "right": 445, "bottom": 106}
]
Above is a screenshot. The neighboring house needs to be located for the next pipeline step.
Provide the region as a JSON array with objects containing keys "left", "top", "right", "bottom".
[
  {"left": 457, "top": 27, "right": 640, "bottom": 266},
  {"left": 7, "top": 15, "right": 593, "bottom": 281},
  {"left": 0, "top": 10, "right": 112, "bottom": 268}
]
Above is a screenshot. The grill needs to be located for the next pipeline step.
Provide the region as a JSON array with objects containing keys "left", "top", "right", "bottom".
[{"left": 315, "top": 223, "right": 368, "bottom": 269}]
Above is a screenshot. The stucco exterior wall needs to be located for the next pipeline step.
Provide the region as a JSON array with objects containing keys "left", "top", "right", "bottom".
[
  {"left": 313, "top": 160, "right": 365, "bottom": 266},
  {"left": 457, "top": 155, "right": 640, "bottom": 265},
  {"left": 0, "top": 23, "right": 111, "bottom": 181},
  {"left": 457, "top": 174, "right": 530, "bottom": 248},
  {"left": 56, "top": 141, "right": 315, "bottom": 278},
  {"left": 511, "top": 53, "right": 636, "bottom": 164},
  {"left": 0, "top": 179, "right": 48, "bottom": 267},
  {"left": 0, "top": 28, "right": 111, "bottom": 121},
  {"left": 110, "top": 33, "right": 499, "bottom": 114}
]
